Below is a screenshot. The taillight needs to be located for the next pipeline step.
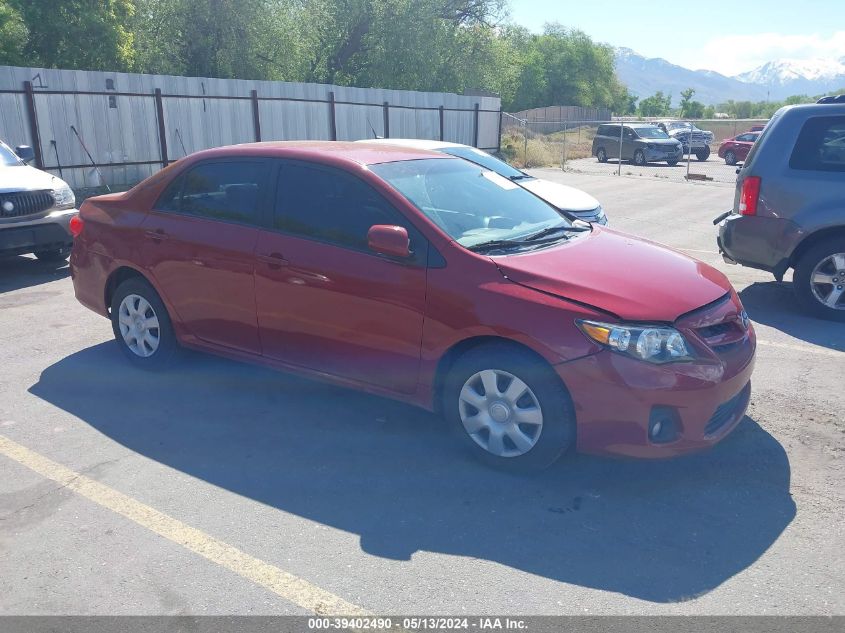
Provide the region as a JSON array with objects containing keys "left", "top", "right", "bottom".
[
  {"left": 739, "top": 176, "right": 761, "bottom": 216},
  {"left": 69, "top": 215, "right": 84, "bottom": 237}
]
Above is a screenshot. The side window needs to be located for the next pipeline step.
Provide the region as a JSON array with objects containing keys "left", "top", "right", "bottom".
[
  {"left": 736, "top": 134, "right": 755, "bottom": 142},
  {"left": 789, "top": 116, "right": 845, "bottom": 172},
  {"left": 275, "top": 163, "right": 421, "bottom": 256},
  {"left": 154, "top": 161, "right": 270, "bottom": 224}
]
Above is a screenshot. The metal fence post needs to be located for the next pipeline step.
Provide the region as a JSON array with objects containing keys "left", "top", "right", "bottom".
[
  {"left": 617, "top": 122, "right": 623, "bottom": 176},
  {"left": 382, "top": 101, "right": 390, "bottom": 138},
  {"left": 523, "top": 121, "right": 528, "bottom": 168},
  {"left": 473, "top": 103, "right": 480, "bottom": 147},
  {"left": 250, "top": 90, "right": 262, "bottom": 142},
  {"left": 686, "top": 121, "right": 693, "bottom": 180},
  {"left": 561, "top": 122, "right": 567, "bottom": 170},
  {"left": 23, "top": 81, "right": 44, "bottom": 169},
  {"left": 154, "top": 88, "right": 168, "bottom": 167},
  {"left": 496, "top": 110, "right": 503, "bottom": 152},
  {"left": 328, "top": 91, "right": 337, "bottom": 141},
  {"left": 439, "top": 106, "right": 445, "bottom": 141}
]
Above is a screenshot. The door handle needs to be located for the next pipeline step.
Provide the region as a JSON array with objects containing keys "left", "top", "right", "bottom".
[
  {"left": 257, "top": 252, "right": 290, "bottom": 268},
  {"left": 144, "top": 229, "right": 169, "bottom": 241}
]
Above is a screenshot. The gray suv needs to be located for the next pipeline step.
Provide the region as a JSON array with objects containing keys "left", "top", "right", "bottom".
[
  {"left": 0, "top": 140, "right": 77, "bottom": 262},
  {"left": 592, "top": 123, "right": 683, "bottom": 166},
  {"left": 716, "top": 100, "right": 845, "bottom": 321}
]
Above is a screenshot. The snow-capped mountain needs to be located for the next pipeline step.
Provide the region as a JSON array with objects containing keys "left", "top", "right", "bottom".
[{"left": 615, "top": 48, "right": 845, "bottom": 105}]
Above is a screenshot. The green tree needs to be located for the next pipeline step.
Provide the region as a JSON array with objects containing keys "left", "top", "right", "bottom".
[
  {"left": 11, "top": 0, "right": 135, "bottom": 71},
  {"left": 638, "top": 91, "right": 672, "bottom": 117},
  {"left": 0, "top": 0, "right": 27, "bottom": 66}
]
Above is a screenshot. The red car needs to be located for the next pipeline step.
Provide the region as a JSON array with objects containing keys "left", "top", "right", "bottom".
[
  {"left": 70, "top": 142, "right": 755, "bottom": 468},
  {"left": 718, "top": 132, "right": 760, "bottom": 165}
]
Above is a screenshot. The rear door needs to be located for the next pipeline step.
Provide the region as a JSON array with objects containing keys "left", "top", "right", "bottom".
[
  {"left": 141, "top": 159, "right": 271, "bottom": 354},
  {"left": 254, "top": 160, "right": 429, "bottom": 393}
]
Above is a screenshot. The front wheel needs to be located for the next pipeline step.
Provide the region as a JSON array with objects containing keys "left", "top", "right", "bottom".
[
  {"left": 667, "top": 159, "right": 679, "bottom": 166},
  {"left": 34, "top": 246, "right": 71, "bottom": 262},
  {"left": 110, "top": 277, "right": 181, "bottom": 368},
  {"left": 696, "top": 146, "right": 711, "bottom": 161},
  {"left": 442, "top": 344, "right": 575, "bottom": 470},
  {"left": 793, "top": 239, "right": 845, "bottom": 321},
  {"left": 724, "top": 150, "right": 737, "bottom": 166},
  {"left": 632, "top": 150, "right": 647, "bottom": 166},
  {"left": 596, "top": 147, "right": 608, "bottom": 163}
]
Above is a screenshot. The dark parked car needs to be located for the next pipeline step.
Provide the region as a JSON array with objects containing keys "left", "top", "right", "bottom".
[
  {"left": 718, "top": 132, "right": 760, "bottom": 165},
  {"left": 592, "top": 123, "right": 683, "bottom": 166},
  {"left": 655, "top": 120, "right": 714, "bottom": 161},
  {"left": 72, "top": 141, "right": 755, "bottom": 468},
  {"left": 717, "top": 101, "right": 845, "bottom": 320}
]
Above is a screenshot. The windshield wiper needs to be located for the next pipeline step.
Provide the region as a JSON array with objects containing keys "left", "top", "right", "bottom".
[
  {"left": 524, "top": 224, "right": 589, "bottom": 241},
  {"left": 467, "top": 239, "right": 527, "bottom": 253},
  {"left": 508, "top": 173, "right": 532, "bottom": 181}
]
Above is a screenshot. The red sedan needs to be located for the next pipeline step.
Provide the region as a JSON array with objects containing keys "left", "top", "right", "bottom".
[
  {"left": 718, "top": 131, "right": 760, "bottom": 165},
  {"left": 70, "top": 142, "right": 755, "bottom": 468}
]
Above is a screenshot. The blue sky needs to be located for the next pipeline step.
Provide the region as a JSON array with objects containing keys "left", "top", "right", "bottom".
[{"left": 506, "top": 0, "right": 845, "bottom": 76}]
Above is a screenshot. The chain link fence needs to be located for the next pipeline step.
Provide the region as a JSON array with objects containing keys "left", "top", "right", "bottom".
[{"left": 500, "top": 115, "right": 769, "bottom": 184}]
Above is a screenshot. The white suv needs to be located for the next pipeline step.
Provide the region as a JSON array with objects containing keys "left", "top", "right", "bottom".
[
  {"left": 359, "top": 139, "right": 607, "bottom": 224},
  {"left": 0, "top": 140, "right": 78, "bottom": 261}
]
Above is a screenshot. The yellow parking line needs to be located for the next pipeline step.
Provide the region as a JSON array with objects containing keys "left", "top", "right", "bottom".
[
  {"left": 0, "top": 434, "right": 369, "bottom": 616},
  {"left": 757, "top": 339, "right": 843, "bottom": 358}
]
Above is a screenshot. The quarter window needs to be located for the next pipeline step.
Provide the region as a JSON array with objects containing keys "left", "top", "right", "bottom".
[
  {"left": 789, "top": 116, "right": 845, "bottom": 172},
  {"left": 154, "top": 161, "right": 270, "bottom": 224}
]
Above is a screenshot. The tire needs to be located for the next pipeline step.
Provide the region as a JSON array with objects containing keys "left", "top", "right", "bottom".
[
  {"left": 442, "top": 343, "right": 576, "bottom": 470},
  {"left": 596, "top": 147, "right": 607, "bottom": 163},
  {"left": 695, "top": 146, "right": 711, "bottom": 161},
  {"left": 34, "top": 246, "right": 71, "bottom": 262},
  {"left": 632, "top": 150, "right": 646, "bottom": 166},
  {"left": 110, "top": 277, "right": 181, "bottom": 368},
  {"left": 667, "top": 159, "right": 679, "bottom": 166},
  {"left": 724, "top": 150, "right": 737, "bottom": 166},
  {"left": 793, "top": 238, "right": 845, "bottom": 322}
]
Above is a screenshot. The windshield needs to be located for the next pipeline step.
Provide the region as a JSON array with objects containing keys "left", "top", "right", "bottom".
[
  {"left": 371, "top": 158, "right": 573, "bottom": 249},
  {"left": 0, "top": 141, "right": 22, "bottom": 167},
  {"left": 440, "top": 146, "right": 527, "bottom": 180},
  {"left": 635, "top": 127, "right": 671, "bottom": 139}
]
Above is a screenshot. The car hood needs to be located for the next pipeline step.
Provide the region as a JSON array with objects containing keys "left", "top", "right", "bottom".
[
  {"left": 0, "top": 164, "right": 66, "bottom": 193},
  {"left": 494, "top": 227, "right": 732, "bottom": 322},
  {"left": 519, "top": 179, "right": 600, "bottom": 212},
  {"left": 641, "top": 138, "right": 679, "bottom": 145}
]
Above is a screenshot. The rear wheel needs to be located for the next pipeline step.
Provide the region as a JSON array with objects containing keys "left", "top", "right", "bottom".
[
  {"left": 110, "top": 277, "right": 181, "bottom": 368},
  {"left": 793, "top": 238, "right": 845, "bottom": 322},
  {"left": 34, "top": 246, "right": 71, "bottom": 262},
  {"left": 725, "top": 150, "right": 737, "bottom": 166},
  {"left": 442, "top": 343, "right": 575, "bottom": 470},
  {"left": 596, "top": 147, "right": 607, "bottom": 163},
  {"left": 695, "top": 146, "right": 711, "bottom": 161},
  {"left": 632, "top": 150, "right": 646, "bottom": 166}
]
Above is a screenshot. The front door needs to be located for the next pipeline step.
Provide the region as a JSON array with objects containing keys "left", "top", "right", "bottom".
[
  {"left": 141, "top": 159, "right": 271, "bottom": 354},
  {"left": 254, "top": 161, "right": 428, "bottom": 394}
]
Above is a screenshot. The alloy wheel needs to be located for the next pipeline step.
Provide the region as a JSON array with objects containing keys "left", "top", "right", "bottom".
[{"left": 810, "top": 253, "right": 845, "bottom": 310}]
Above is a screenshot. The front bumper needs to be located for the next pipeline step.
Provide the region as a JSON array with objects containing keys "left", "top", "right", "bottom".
[
  {"left": 570, "top": 207, "right": 608, "bottom": 226},
  {"left": 0, "top": 208, "right": 77, "bottom": 256},
  {"left": 556, "top": 331, "right": 755, "bottom": 459},
  {"left": 645, "top": 147, "right": 683, "bottom": 161}
]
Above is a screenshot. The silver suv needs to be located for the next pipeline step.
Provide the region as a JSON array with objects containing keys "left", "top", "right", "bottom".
[
  {"left": 0, "top": 140, "right": 77, "bottom": 262},
  {"left": 716, "top": 100, "right": 845, "bottom": 321}
]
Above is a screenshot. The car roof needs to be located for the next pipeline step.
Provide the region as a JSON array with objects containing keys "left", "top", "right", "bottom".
[
  {"left": 356, "top": 138, "right": 467, "bottom": 151},
  {"left": 181, "top": 140, "right": 450, "bottom": 167}
]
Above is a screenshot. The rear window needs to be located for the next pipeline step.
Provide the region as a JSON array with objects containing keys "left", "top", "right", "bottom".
[
  {"left": 597, "top": 125, "right": 618, "bottom": 137},
  {"left": 789, "top": 115, "right": 845, "bottom": 172}
]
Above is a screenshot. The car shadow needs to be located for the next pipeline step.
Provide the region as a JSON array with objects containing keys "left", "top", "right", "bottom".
[
  {"left": 29, "top": 343, "right": 795, "bottom": 603},
  {"left": 0, "top": 255, "right": 70, "bottom": 293},
  {"left": 740, "top": 281, "right": 845, "bottom": 351}
]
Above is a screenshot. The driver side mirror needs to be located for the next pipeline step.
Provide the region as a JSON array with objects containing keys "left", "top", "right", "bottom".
[
  {"left": 367, "top": 225, "right": 411, "bottom": 259},
  {"left": 15, "top": 145, "right": 35, "bottom": 164}
]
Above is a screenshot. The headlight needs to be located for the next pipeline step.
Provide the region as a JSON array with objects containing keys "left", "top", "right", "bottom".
[
  {"left": 52, "top": 186, "right": 75, "bottom": 210},
  {"left": 576, "top": 320, "right": 694, "bottom": 363}
]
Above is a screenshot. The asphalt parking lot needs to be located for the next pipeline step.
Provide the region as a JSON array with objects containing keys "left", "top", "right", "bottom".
[
  {"left": 1, "top": 171, "right": 843, "bottom": 616},
  {"left": 565, "top": 156, "right": 742, "bottom": 184}
]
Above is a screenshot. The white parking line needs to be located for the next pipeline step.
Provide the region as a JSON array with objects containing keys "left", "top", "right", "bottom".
[{"left": 757, "top": 339, "right": 843, "bottom": 358}]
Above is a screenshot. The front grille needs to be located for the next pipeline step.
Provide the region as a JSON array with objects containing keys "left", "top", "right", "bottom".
[
  {"left": 697, "top": 322, "right": 734, "bottom": 338},
  {"left": 0, "top": 190, "right": 55, "bottom": 218},
  {"left": 704, "top": 383, "right": 750, "bottom": 437}
]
